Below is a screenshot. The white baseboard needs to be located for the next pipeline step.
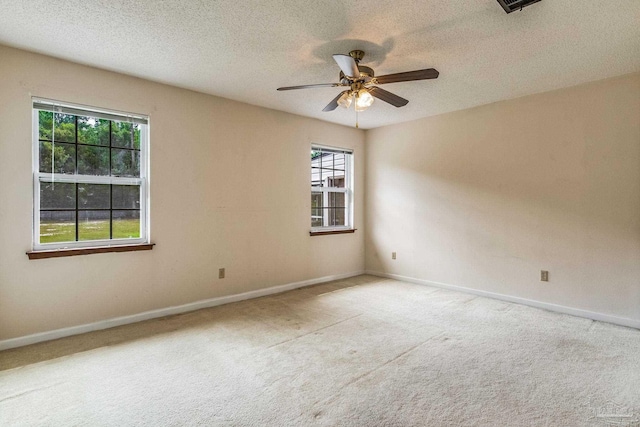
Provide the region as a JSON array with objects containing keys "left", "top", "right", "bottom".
[
  {"left": 365, "top": 270, "right": 640, "bottom": 330},
  {"left": 0, "top": 271, "right": 364, "bottom": 351}
]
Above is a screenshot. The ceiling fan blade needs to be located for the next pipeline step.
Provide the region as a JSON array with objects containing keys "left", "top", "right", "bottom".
[
  {"left": 323, "top": 90, "right": 350, "bottom": 112},
  {"left": 277, "top": 83, "right": 344, "bottom": 91},
  {"left": 375, "top": 68, "right": 439, "bottom": 85},
  {"left": 332, "top": 54, "right": 360, "bottom": 79},
  {"left": 368, "top": 86, "right": 409, "bottom": 107}
]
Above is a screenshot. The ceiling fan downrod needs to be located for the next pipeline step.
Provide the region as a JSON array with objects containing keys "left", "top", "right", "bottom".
[{"left": 349, "top": 50, "right": 365, "bottom": 63}]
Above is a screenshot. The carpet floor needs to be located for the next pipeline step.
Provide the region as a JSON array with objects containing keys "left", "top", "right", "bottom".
[{"left": 1, "top": 275, "right": 639, "bottom": 426}]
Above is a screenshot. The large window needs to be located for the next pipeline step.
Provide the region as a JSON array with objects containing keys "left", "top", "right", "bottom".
[
  {"left": 311, "top": 146, "right": 353, "bottom": 230},
  {"left": 32, "top": 99, "right": 149, "bottom": 250}
]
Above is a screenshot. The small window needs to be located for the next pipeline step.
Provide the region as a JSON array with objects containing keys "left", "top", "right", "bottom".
[
  {"left": 311, "top": 145, "right": 353, "bottom": 230},
  {"left": 32, "top": 99, "right": 149, "bottom": 250}
]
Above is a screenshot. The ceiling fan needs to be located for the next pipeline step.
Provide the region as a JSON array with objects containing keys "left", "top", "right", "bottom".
[{"left": 277, "top": 50, "right": 439, "bottom": 125}]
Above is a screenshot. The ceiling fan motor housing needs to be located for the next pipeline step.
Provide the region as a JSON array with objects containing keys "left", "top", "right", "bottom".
[
  {"left": 340, "top": 65, "right": 375, "bottom": 84},
  {"left": 349, "top": 50, "right": 365, "bottom": 62}
]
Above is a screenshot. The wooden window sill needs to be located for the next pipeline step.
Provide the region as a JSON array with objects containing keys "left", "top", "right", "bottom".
[
  {"left": 27, "top": 243, "right": 155, "bottom": 260},
  {"left": 309, "top": 229, "right": 356, "bottom": 236}
]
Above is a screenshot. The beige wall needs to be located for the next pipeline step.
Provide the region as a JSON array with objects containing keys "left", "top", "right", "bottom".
[
  {"left": 365, "top": 73, "right": 640, "bottom": 321},
  {"left": 0, "top": 45, "right": 365, "bottom": 340}
]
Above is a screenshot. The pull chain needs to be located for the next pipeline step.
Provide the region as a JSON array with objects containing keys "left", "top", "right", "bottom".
[{"left": 354, "top": 92, "right": 359, "bottom": 128}]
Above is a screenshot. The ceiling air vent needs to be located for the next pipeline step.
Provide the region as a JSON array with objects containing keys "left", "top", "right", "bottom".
[{"left": 497, "top": 0, "right": 542, "bottom": 13}]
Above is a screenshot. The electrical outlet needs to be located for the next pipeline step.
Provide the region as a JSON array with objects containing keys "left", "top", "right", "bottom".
[
  {"left": 392, "top": 252, "right": 397, "bottom": 260},
  {"left": 219, "top": 268, "right": 225, "bottom": 279},
  {"left": 541, "top": 270, "right": 549, "bottom": 282}
]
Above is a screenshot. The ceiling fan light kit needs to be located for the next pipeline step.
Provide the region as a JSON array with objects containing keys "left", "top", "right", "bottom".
[
  {"left": 355, "top": 89, "right": 374, "bottom": 112},
  {"left": 337, "top": 91, "right": 352, "bottom": 109},
  {"left": 277, "top": 50, "right": 439, "bottom": 126}
]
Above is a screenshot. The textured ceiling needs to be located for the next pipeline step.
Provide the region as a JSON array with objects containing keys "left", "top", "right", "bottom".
[{"left": 0, "top": 0, "right": 639, "bottom": 129}]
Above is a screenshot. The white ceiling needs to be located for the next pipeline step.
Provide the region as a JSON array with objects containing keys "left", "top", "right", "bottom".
[{"left": 0, "top": 0, "right": 639, "bottom": 129}]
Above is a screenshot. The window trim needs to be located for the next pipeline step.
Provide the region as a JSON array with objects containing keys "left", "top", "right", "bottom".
[
  {"left": 27, "top": 243, "right": 155, "bottom": 260},
  {"left": 31, "top": 98, "right": 150, "bottom": 251},
  {"left": 309, "top": 229, "right": 356, "bottom": 237},
  {"left": 310, "top": 144, "right": 354, "bottom": 233}
]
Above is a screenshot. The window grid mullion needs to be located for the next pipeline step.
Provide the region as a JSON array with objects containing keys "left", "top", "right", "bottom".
[
  {"left": 38, "top": 138, "right": 140, "bottom": 151},
  {"left": 319, "top": 153, "right": 323, "bottom": 187},
  {"left": 41, "top": 208, "right": 139, "bottom": 212},
  {"left": 75, "top": 184, "right": 79, "bottom": 241},
  {"left": 74, "top": 114, "right": 79, "bottom": 175},
  {"left": 332, "top": 154, "right": 336, "bottom": 187},
  {"left": 74, "top": 115, "right": 79, "bottom": 242},
  {"left": 110, "top": 184, "right": 113, "bottom": 239},
  {"left": 109, "top": 120, "right": 113, "bottom": 240}
]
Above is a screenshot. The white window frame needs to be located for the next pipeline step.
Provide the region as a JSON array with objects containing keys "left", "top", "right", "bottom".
[
  {"left": 310, "top": 144, "right": 354, "bottom": 232},
  {"left": 32, "top": 98, "right": 150, "bottom": 250}
]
